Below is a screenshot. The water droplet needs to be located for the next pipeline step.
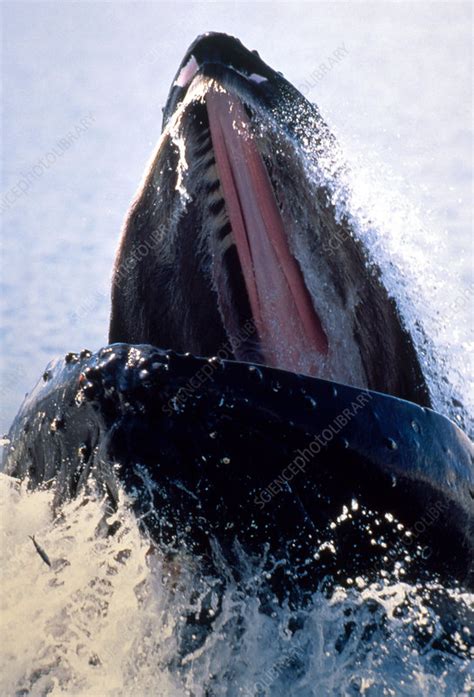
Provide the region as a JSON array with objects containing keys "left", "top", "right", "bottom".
[
  {"left": 100, "top": 351, "right": 116, "bottom": 367},
  {"left": 208, "top": 356, "right": 224, "bottom": 369},
  {"left": 385, "top": 437, "right": 398, "bottom": 450},
  {"left": 247, "top": 365, "right": 263, "bottom": 381},
  {"left": 82, "top": 365, "right": 98, "bottom": 380},
  {"left": 305, "top": 395, "right": 317, "bottom": 408},
  {"left": 81, "top": 381, "right": 97, "bottom": 401},
  {"left": 411, "top": 420, "right": 420, "bottom": 433},
  {"left": 165, "top": 350, "right": 178, "bottom": 364}
]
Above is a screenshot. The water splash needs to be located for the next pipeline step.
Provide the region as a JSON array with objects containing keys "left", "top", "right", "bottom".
[
  {"left": 1, "top": 475, "right": 472, "bottom": 697},
  {"left": 276, "top": 96, "right": 473, "bottom": 434}
]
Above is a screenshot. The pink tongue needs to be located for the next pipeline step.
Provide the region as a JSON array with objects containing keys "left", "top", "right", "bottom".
[{"left": 206, "top": 89, "right": 328, "bottom": 375}]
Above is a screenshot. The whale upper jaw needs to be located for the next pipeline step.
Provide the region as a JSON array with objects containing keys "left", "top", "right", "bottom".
[
  {"left": 109, "top": 33, "right": 431, "bottom": 407},
  {"left": 161, "top": 33, "right": 292, "bottom": 132}
]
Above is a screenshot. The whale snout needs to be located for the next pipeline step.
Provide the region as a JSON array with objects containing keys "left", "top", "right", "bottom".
[{"left": 162, "top": 32, "right": 276, "bottom": 129}]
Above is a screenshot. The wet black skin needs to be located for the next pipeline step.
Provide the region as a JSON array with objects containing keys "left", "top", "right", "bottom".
[{"left": 3, "top": 345, "right": 473, "bottom": 599}]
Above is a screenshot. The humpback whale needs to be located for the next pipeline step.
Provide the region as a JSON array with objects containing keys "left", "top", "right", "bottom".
[{"left": 2, "top": 35, "right": 473, "bottom": 620}]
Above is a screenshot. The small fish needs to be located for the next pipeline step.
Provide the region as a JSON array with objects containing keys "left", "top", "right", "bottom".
[{"left": 29, "top": 535, "right": 52, "bottom": 568}]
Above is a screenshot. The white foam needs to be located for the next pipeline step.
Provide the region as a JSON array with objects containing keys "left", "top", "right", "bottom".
[{"left": 1, "top": 476, "right": 472, "bottom": 696}]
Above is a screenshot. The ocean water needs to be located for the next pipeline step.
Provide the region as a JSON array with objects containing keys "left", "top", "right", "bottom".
[
  {"left": 1, "top": 474, "right": 473, "bottom": 697},
  {"left": 1, "top": 2, "right": 473, "bottom": 695}
]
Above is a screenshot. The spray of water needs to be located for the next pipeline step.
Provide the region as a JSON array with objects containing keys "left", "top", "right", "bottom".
[
  {"left": 1, "top": 474, "right": 472, "bottom": 697},
  {"left": 286, "top": 98, "right": 473, "bottom": 434}
]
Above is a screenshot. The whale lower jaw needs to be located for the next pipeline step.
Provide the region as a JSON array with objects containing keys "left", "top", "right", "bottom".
[{"left": 3, "top": 345, "right": 473, "bottom": 600}]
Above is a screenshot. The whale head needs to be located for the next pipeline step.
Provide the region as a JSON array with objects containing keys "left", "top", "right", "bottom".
[{"left": 109, "top": 32, "right": 430, "bottom": 407}]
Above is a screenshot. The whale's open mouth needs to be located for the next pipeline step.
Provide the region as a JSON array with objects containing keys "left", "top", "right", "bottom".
[
  {"left": 206, "top": 88, "right": 328, "bottom": 374},
  {"left": 162, "top": 43, "right": 330, "bottom": 376},
  {"left": 110, "top": 33, "right": 431, "bottom": 406}
]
